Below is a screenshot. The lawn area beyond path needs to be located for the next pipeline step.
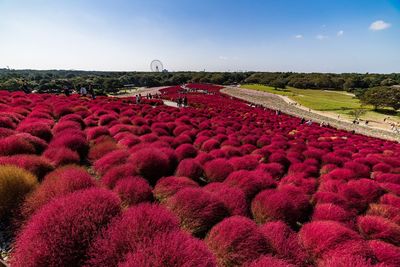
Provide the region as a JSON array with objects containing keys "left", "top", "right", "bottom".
[{"left": 241, "top": 84, "right": 400, "bottom": 129}]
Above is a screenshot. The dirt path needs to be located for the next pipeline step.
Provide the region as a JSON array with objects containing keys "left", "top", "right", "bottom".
[{"left": 221, "top": 87, "right": 400, "bottom": 142}]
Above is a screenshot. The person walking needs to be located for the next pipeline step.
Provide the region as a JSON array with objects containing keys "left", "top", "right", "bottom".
[
  {"left": 183, "top": 96, "right": 188, "bottom": 107},
  {"left": 80, "top": 85, "right": 87, "bottom": 96}
]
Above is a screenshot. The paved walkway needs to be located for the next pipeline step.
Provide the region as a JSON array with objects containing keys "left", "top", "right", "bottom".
[{"left": 221, "top": 87, "right": 400, "bottom": 142}]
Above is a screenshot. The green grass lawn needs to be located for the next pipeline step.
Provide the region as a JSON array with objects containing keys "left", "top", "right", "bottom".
[{"left": 241, "top": 84, "right": 400, "bottom": 123}]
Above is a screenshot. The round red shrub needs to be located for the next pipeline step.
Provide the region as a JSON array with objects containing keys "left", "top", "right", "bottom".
[
  {"left": 224, "top": 170, "right": 276, "bottom": 200},
  {"left": 229, "top": 155, "right": 259, "bottom": 171},
  {"left": 175, "top": 158, "right": 204, "bottom": 181},
  {"left": 312, "top": 203, "right": 355, "bottom": 227},
  {"left": 379, "top": 193, "right": 400, "bottom": 208},
  {"left": 175, "top": 143, "right": 198, "bottom": 161},
  {"left": 93, "top": 149, "right": 130, "bottom": 175},
  {"left": 251, "top": 187, "right": 311, "bottom": 227},
  {"left": 43, "top": 147, "right": 80, "bottom": 166},
  {"left": 21, "top": 165, "right": 96, "bottom": 219},
  {"left": 299, "top": 221, "right": 363, "bottom": 260},
  {"left": 0, "top": 135, "right": 36, "bottom": 156},
  {"left": 204, "top": 182, "right": 248, "bottom": 216},
  {"left": 113, "top": 176, "right": 153, "bottom": 206},
  {"left": 154, "top": 176, "right": 199, "bottom": 202},
  {"left": 11, "top": 188, "right": 121, "bottom": 267},
  {"left": 205, "top": 216, "right": 271, "bottom": 266},
  {"left": 357, "top": 215, "right": 400, "bottom": 246},
  {"left": 204, "top": 158, "right": 234, "bottom": 182},
  {"left": 368, "top": 240, "right": 400, "bottom": 266},
  {"left": 260, "top": 221, "right": 308, "bottom": 266},
  {"left": 17, "top": 122, "right": 53, "bottom": 142},
  {"left": 257, "top": 162, "right": 285, "bottom": 179},
  {"left": 86, "top": 126, "right": 110, "bottom": 141},
  {"left": 50, "top": 134, "right": 89, "bottom": 159},
  {"left": 375, "top": 173, "right": 400, "bottom": 185},
  {"left": 101, "top": 163, "right": 138, "bottom": 189},
  {"left": 85, "top": 203, "right": 179, "bottom": 267},
  {"left": 88, "top": 140, "right": 118, "bottom": 161},
  {"left": 246, "top": 255, "right": 295, "bottom": 267},
  {"left": 130, "top": 148, "right": 170, "bottom": 184},
  {"left": 165, "top": 188, "right": 229, "bottom": 236},
  {"left": 201, "top": 139, "right": 220, "bottom": 152},
  {"left": 0, "top": 155, "right": 54, "bottom": 180},
  {"left": 119, "top": 231, "right": 216, "bottom": 267}
]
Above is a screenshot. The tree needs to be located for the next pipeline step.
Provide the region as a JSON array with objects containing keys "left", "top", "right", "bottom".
[
  {"left": 348, "top": 108, "right": 367, "bottom": 121},
  {"left": 360, "top": 87, "right": 391, "bottom": 110}
]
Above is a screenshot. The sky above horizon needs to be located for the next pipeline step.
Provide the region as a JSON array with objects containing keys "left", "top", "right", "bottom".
[{"left": 0, "top": 0, "right": 399, "bottom": 73}]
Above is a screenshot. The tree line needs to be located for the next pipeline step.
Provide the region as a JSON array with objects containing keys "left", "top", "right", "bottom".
[{"left": 1, "top": 69, "right": 399, "bottom": 93}]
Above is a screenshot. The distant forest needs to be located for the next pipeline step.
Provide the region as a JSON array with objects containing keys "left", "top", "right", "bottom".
[{"left": 1, "top": 68, "right": 399, "bottom": 94}]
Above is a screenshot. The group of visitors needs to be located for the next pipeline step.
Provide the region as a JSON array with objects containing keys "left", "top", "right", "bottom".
[
  {"left": 135, "top": 94, "right": 142, "bottom": 104},
  {"left": 300, "top": 117, "right": 313, "bottom": 125},
  {"left": 176, "top": 96, "right": 188, "bottom": 107}
]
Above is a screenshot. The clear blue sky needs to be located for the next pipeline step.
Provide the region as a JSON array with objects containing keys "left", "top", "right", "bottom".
[{"left": 0, "top": 0, "right": 399, "bottom": 72}]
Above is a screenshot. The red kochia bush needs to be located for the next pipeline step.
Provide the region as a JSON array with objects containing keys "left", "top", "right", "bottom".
[
  {"left": 101, "top": 163, "right": 138, "bottom": 189},
  {"left": 357, "top": 215, "right": 400, "bottom": 246},
  {"left": 0, "top": 155, "right": 54, "bottom": 180},
  {"left": 119, "top": 231, "right": 216, "bottom": 267},
  {"left": 17, "top": 122, "right": 53, "bottom": 142},
  {"left": 153, "top": 176, "right": 199, "bottom": 202},
  {"left": 43, "top": 147, "right": 80, "bottom": 167},
  {"left": 260, "top": 221, "right": 308, "bottom": 266},
  {"left": 165, "top": 188, "right": 229, "bottom": 236},
  {"left": 50, "top": 134, "right": 89, "bottom": 159},
  {"left": 130, "top": 148, "right": 169, "bottom": 184},
  {"left": 368, "top": 240, "right": 400, "bottom": 266},
  {"left": 113, "top": 177, "right": 153, "bottom": 206},
  {"left": 224, "top": 170, "right": 276, "bottom": 201},
  {"left": 204, "top": 158, "right": 234, "bottom": 182},
  {"left": 175, "top": 143, "right": 198, "bottom": 161},
  {"left": 0, "top": 135, "right": 36, "bottom": 156},
  {"left": 21, "top": 165, "right": 96, "bottom": 219},
  {"left": 175, "top": 158, "right": 204, "bottom": 181},
  {"left": 251, "top": 187, "right": 311, "bottom": 227},
  {"left": 204, "top": 183, "right": 248, "bottom": 216},
  {"left": 246, "top": 255, "right": 296, "bottom": 267},
  {"left": 11, "top": 188, "right": 121, "bottom": 267},
  {"left": 299, "top": 221, "right": 364, "bottom": 260},
  {"left": 257, "top": 162, "right": 285, "bottom": 179},
  {"left": 380, "top": 193, "right": 400, "bottom": 208},
  {"left": 85, "top": 203, "right": 179, "bottom": 267},
  {"left": 205, "top": 216, "right": 271, "bottom": 266},
  {"left": 312, "top": 204, "right": 355, "bottom": 227}
]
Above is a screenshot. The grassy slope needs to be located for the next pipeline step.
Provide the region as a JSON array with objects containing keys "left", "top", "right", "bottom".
[{"left": 241, "top": 84, "right": 400, "bottom": 123}]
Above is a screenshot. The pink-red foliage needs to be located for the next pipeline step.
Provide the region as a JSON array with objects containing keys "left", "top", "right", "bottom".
[
  {"left": 246, "top": 255, "right": 296, "bottom": 267},
  {"left": 43, "top": 147, "right": 80, "bottom": 167},
  {"left": 119, "top": 231, "right": 216, "bottom": 267},
  {"left": 175, "top": 158, "right": 204, "bottom": 181},
  {"left": 85, "top": 203, "right": 179, "bottom": 267},
  {"left": 153, "top": 176, "right": 199, "bottom": 202},
  {"left": 113, "top": 177, "right": 153, "bottom": 206},
  {"left": 204, "top": 182, "right": 248, "bottom": 216},
  {"left": 357, "top": 215, "right": 400, "bottom": 246},
  {"left": 224, "top": 170, "right": 276, "bottom": 200},
  {"left": 0, "top": 155, "right": 54, "bottom": 180},
  {"left": 368, "top": 240, "right": 400, "bottom": 266},
  {"left": 130, "top": 148, "right": 170, "bottom": 184},
  {"left": 204, "top": 158, "right": 234, "bottom": 182},
  {"left": 21, "top": 165, "right": 96, "bottom": 219},
  {"left": 165, "top": 188, "right": 229, "bottom": 236},
  {"left": 11, "top": 188, "right": 121, "bottom": 267},
  {"left": 93, "top": 149, "right": 130, "bottom": 175},
  {"left": 205, "top": 216, "right": 271, "bottom": 266},
  {"left": 260, "top": 221, "right": 308, "bottom": 266}
]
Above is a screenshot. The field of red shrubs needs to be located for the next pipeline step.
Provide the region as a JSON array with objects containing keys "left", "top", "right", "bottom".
[{"left": 0, "top": 84, "right": 400, "bottom": 267}]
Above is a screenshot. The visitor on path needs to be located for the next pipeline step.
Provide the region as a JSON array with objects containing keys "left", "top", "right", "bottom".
[
  {"left": 80, "top": 86, "right": 87, "bottom": 96},
  {"left": 183, "top": 96, "right": 188, "bottom": 107},
  {"left": 300, "top": 117, "right": 305, "bottom": 124}
]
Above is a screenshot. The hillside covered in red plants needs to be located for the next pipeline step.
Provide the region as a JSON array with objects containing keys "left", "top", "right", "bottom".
[{"left": 0, "top": 84, "right": 400, "bottom": 267}]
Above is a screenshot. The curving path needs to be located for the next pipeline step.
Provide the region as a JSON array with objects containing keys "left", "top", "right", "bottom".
[{"left": 221, "top": 86, "right": 400, "bottom": 142}]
